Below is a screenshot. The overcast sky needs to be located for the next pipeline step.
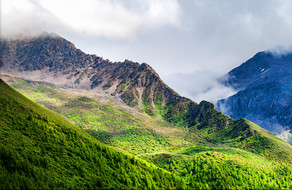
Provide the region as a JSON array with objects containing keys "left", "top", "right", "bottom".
[{"left": 1, "top": 0, "right": 292, "bottom": 103}]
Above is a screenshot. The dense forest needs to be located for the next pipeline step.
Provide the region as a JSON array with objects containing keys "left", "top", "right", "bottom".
[{"left": 144, "top": 152, "right": 292, "bottom": 189}]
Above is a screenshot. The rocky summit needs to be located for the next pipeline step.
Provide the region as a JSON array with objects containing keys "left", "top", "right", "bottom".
[
  {"left": 1, "top": 33, "right": 233, "bottom": 132},
  {"left": 217, "top": 51, "right": 292, "bottom": 143}
]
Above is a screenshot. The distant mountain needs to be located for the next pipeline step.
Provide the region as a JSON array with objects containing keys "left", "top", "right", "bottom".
[{"left": 217, "top": 51, "right": 292, "bottom": 143}]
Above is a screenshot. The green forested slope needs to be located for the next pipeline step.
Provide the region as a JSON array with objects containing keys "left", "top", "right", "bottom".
[
  {"left": 0, "top": 78, "right": 184, "bottom": 189},
  {"left": 2, "top": 76, "right": 292, "bottom": 189},
  {"left": 143, "top": 150, "right": 292, "bottom": 189}
]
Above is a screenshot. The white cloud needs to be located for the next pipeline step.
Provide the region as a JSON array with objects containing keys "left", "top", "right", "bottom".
[
  {"left": 1, "top": 0, "right": 181, "bottom": 39},
  {"left": 164, "top": 70, "right": 237, "bottom": 103},
  {"left": 1, "top": 0, "right": 55, "bottom": 38},
  {"left": 157, "top": 0, "right": 292, "bottom": 103}
]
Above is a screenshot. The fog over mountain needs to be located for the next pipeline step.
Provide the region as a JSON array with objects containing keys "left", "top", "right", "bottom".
[{"left": 1, "top": 0, "right": 292, "bottom": 102}]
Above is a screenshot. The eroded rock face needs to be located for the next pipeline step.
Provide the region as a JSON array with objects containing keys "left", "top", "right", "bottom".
[
  {"left": 217, "top": 51, "right": 292, "bottom": 143},
  {"left": 0, "top": 33, "right": 236, "bottom": 134}
]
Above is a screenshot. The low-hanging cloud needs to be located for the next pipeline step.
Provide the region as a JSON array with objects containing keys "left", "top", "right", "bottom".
[
  {"left": 156, "top": 0, "right": 292, "bottom": 103},
  {"left": 1, "top": 0, "right": 181, "bottom": 39},
  {"left": 165, "top": 70, "right": 237, "bottom": 104}
]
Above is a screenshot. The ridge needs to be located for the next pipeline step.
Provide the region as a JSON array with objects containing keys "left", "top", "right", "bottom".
[{"left": 1, "top": 34, "right": 291, "bottom": 148}]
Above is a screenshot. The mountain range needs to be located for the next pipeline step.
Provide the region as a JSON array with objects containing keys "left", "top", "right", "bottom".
[
  {"left": 217, "top": 51, "right": 292, "bottom": 144},
  {"left": 1, "top": 33, "right": 292, "bottom": 189},
  {"left": 0, "top": 33, "right": 246, "bottom": 132}
]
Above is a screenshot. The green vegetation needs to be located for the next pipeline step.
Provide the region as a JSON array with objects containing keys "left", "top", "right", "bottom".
[
  {"left": 88, "top": 128, "right": 170, "bottom": 155},
  {"left": 142, "top": 151, "right": 292, "bottom": 189},
  {"left": 2, "top": 75, "right": 292, "bottom": 189},
  {"left": 3, "top": 76, "right": 196, "bottom": 156},
  {"left": 0, "top": 78, "right": 184, "bottom": 189}
]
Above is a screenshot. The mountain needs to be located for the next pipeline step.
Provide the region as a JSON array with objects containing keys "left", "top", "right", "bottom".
[
  {"left": 0, "top": 33, "right": 239, "bottom": 132},
  {"left": 1, "top": 33, "right": 292, "bottom": 155},
  {"left": 217, "top": 51, "right": 292, "bottom": 143},
  {"left": 0, "top": 78, "right": 184, "bottom": 189},
  {"left": 1, "top": 33, "right": 292, "bottom": 188}
]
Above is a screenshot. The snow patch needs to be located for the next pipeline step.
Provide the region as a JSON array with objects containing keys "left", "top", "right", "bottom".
[{"left": 260, "top": 68, "right": 269, "bottom": 74}]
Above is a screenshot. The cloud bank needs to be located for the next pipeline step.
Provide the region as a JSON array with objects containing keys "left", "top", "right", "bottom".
[{"left": 1, "top": 0, "right": 181, "bottom": 39}]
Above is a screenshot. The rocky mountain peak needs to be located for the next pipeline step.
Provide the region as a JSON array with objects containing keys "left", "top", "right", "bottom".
[
  {"left": 1, "top": 34, "right": 239, "bottom": 133},
  {"left": 140, "top": 63, "right": 160, "bottom": 77}
]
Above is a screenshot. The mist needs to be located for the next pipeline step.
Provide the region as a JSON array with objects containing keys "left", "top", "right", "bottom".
[{"left": 164, "top": 71, "right": 237, "bottom": 103}]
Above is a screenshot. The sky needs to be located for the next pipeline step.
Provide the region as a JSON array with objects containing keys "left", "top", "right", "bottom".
[{"left": 1, "top": 0, "right": 292, "bottom": 103}]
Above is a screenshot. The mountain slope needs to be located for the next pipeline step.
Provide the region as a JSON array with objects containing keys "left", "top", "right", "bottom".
[
  {"left": 0, "top": 78, "right": 183, "bottom": 189},
  {"left": 4, "top": 74, "right": 291, "bottom": 159},
  {"left": 2, "top": 75, "right": 292, "bottom": 189},
  {"left": 0, "top": 33, "right": 238, "bottom": 130},
  {"left": 217, "top": 51, "right": 292, "bottom": 143}
]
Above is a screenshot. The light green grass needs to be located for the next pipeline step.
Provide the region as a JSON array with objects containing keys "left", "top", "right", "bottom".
[{"left": 246, "top": 119, "right": 292, "bottom": 155}]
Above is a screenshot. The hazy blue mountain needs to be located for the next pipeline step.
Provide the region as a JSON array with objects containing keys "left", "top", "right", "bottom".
[{"left": 217, "top": 51, "right": 292, "bottom": 143}]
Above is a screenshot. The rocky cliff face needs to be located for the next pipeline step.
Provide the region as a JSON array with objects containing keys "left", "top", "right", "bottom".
[
  {"left": 217, "top": 51, "right": 292, "bottom": 143},
  {"left": 1, "top": 33, "right": 247, "bottom": 139}
]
